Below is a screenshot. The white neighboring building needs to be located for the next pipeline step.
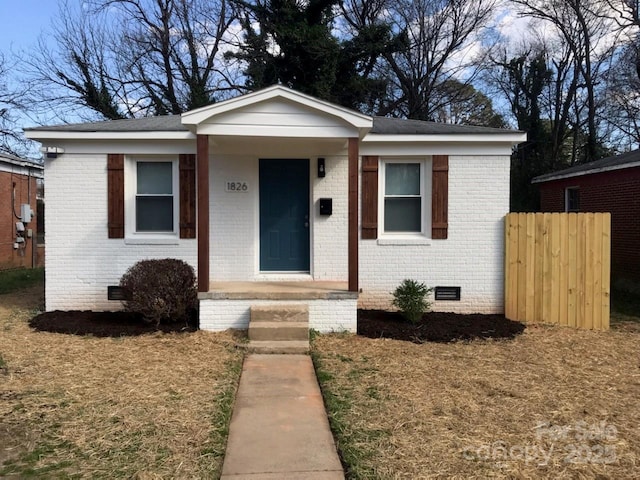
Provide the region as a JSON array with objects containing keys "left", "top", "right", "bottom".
[{"left": 25, "top": 86, "right": 525, "bottom": 332}]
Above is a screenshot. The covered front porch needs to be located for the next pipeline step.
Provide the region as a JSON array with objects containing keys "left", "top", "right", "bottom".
[{"left": 183, "top": 86, "right": 367, "bottom": 332}]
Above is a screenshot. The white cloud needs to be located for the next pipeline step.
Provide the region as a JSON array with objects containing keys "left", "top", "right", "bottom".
[
  {"left": 491, "top": 2, "right": 629, "bottom": 60},
  {"left": 493, "top": 7, "right": 537, "bottom": 47}
]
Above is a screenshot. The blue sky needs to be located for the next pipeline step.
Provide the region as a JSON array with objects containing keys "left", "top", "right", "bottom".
[
  {"left": 0, "top": 0, "right": 58, "bottom": 54},
  {"left": 0, "top": 0, "right": 60, "bottom": 152}
]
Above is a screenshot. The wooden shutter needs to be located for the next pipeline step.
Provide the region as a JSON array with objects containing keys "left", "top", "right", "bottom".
[
  {"left": 361, "top": 156, "right": 379, "bottom": 239},
  {"left": 107, "top": 154, "right": 125, "bottom": 238},
  {"left": 179, "top": 154, "right": 196, "bottom": 238},
  {"left": 432, "top": 155, "right": 449, "bottom": 239}
]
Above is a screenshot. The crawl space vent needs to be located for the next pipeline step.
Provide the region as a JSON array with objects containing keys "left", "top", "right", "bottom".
[
  {"left": 434, "top": 286, "right": 461, "bottom": 301},
  {"left": 108, "top": 286, "right": 128, "bottom": 301}
]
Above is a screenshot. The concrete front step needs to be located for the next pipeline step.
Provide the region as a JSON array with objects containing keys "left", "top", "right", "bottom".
[
  {"left": 245, "top": 340, "right": 310, "bottom": 354},
  {"left": 249, "top": 321, "right": 309, "bottom": 341},
  {"left": 247, "top": 304, "right": 310, "bottom": 353},
  {"left": 250, "top": 304, "right": 309, "bottom": 323}
]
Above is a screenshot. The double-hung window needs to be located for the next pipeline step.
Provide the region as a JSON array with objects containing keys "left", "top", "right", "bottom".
[
  {"left": 380, "top": 159, "right": 429, "bottom": 236},
  {"left": 126, "top": 157, "right": 179, "bottom": 240},
  {"left": 136, "top": 161, "right": 174, "bottom": 232}
]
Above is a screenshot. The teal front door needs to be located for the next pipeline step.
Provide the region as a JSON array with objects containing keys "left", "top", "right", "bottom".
[{"left": 259, "top": 159, "right": 310, "bottom": 272}]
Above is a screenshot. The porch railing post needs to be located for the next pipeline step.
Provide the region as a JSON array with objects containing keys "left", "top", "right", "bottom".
[
  {"left": 348, "top": 137, "right": 359, "bottom": 293},
  {"left": 197, "top": 134, "right": 210, "bottom": 292}
]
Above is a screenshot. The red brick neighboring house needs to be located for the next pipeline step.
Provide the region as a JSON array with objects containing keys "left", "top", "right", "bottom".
[
  {"left": 532, "top": 149, "right": 640, "bottom": 289},
  {"left": 0, "top": 152, "right": 44, "bottom": 271}
]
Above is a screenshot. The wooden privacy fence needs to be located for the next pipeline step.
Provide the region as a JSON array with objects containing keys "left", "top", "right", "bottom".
[{"left": 505, "top": 213, "right": 611, "bottom": 330}]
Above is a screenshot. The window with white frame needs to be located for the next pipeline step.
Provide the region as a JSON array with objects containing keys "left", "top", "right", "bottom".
[
  {"left": 380, "top": 159, "right": 430, "bottom": 235},
  {"left": 127, "top": 158, "right": 179, "bottom": 237}
]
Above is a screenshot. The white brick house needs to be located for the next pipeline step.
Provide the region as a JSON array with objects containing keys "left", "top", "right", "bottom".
[{"left": 25, "top": 86, "right": 525, "bottom": 332}]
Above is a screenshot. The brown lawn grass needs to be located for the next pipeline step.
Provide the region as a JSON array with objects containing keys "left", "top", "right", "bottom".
[
  {"left": 313, "top": 322, "right": 640, "bottom": 479},
  {"left": 0, "top": 283, "right": 243, "bottom": 478}
]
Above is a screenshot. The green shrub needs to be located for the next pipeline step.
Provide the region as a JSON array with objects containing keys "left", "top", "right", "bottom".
[
  {"left": 392, "top": 279, "right": 433, "bottom": 323},
  {"left": 120, "top": 259, "right": 197, "bottom": 326}
]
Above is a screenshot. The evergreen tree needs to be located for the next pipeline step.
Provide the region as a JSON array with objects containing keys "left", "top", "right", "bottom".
[
  {"left": 498, "top": 52, "right": 554, "bottom": 211},
  {"left": 230, "top": 0, "right": 397, "bottom": 111},
  {"left": 232, "top": 0, "right": 341, "bottom": 100}
]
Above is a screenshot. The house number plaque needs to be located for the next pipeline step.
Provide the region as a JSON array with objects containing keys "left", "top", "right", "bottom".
[{"left": 225, "top": 181, "right": 249, "bottom": 192}]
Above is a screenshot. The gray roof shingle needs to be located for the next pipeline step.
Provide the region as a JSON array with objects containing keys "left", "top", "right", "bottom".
[
  {"left": 26, "top": 113, "right": 522, "bottom": 135},
  {"left": 371, "top": 116, "right": 521, "bottom": 135},
  {"left": 532, "top": 149, "right": 640, "bottom": 183},
  {"left": 26, "top": 115, "right": 186, "bottom": 132}
]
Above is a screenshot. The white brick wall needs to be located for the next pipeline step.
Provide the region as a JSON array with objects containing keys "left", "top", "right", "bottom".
[
  {"left": 209, "top": 153, "right": 349, "bottom": 281},
  {"left": 199, "top": 298, "right": 357, "bottom": 332},
  {"left": 209, "top": 155, "right": 257, "bottom": 280},
  {"left": 45, "top": 148, "right": 507, "bottom": 316},
  {"left": 45, "top": 150, "right": 350, "bottom": 312},
  {"left": 45, "top": 154, "right": 197, "bottom": 311},
  {"left": 359, "top": 155, "right": 510, "bottom": 314},
  {"left": 312, "top": 156, "right": 348, "bottom": 280}
]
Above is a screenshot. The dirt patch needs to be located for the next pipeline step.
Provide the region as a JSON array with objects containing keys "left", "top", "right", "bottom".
[
  {"left": 0, "top": 424, "right": 27, "bottom": 468},
  {"left": 358, "top": 309, "right": 526, "bottom": 343},
  {"left": 29, "top": 310, "right": 197, "bottom": 337},
  {"left": 0, "top": 284, "right": 44, "bottom": 314},
  {"left": 611, "top": 319, "right": 640, "bottom": 333}
]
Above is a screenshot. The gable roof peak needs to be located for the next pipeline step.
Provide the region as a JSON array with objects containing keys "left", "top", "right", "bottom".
[{"left": 180, "top": 85, "right": 372, "bottom": 129}]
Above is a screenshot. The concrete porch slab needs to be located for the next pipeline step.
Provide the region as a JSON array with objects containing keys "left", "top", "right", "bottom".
[
  {"left": 199, "top": 295, "right": 358, "bottom": 333},
  {"left": 199, "top": 281, "right": 357, "bottom": 300}
]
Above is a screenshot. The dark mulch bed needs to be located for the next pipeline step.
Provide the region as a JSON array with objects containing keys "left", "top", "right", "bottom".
[
  {"left": 28, "top": 308, "right": 524, "bottom": 342},
  {"left": 29, "top": 310, "right": 197, "bottom": 337},
  {"left": 358, "top": 310, "right": 526, "bottom": 343}
]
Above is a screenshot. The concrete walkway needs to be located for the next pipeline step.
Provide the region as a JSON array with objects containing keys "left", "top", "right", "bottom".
[{"left": 221, "top": 354, "right": 344, "bottom": 479}]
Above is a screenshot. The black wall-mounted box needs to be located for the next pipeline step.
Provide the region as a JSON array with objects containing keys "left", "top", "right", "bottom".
[{"left": 319, "top": 198, "right": 333, "bottom": 215}]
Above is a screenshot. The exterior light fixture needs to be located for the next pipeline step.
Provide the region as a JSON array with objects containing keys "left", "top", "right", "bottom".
[
  {"left": 317, "top": 157, "right": 325, "bottom": 178},
  {"left": 40, "top": 146, "right": 65, "bottom": 159}
]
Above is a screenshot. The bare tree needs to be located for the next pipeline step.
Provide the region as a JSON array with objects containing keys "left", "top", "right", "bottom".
[
  {"left": 487, "top": 41, "right": 582, "bottom": 209},
  {"left": 597, "top": 1, "right": 640, "bottom": 147},
  {"left": 491, "top": 36, "right": 585, "bottom": 167},
  {"left": 513, "top": 0, "right": 617, "bottom": 163},
  {"left": 340, "top": 0, "right": 388, "bottom": 31},
  {"left": 601, "top": 40, "right": 640, "bottom": 147},
  {"left": 604, "top": 0, "right": 640, "bottom": 29},
  {"left": 379, "top": 0, "right": 497, "bottom": 120},
  {"left": 22, "top": 0, "right": 240, "bottom": 121},
  {"left": 0, "top": 53, "right": 30, "bottom": 155},
  {"left": 21, "top": 3, "right": 125, "bottom": 122},
  {"left": 103, "top": 0, "right": 240, "bottom": 113},
  {"left": 431, "top": 79, "right": 505, "bottom": 127}
]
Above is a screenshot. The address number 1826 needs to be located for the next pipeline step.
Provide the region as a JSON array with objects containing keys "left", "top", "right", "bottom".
[{"left": 226, "top": 181, "right": 248, "bottom": 192}]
